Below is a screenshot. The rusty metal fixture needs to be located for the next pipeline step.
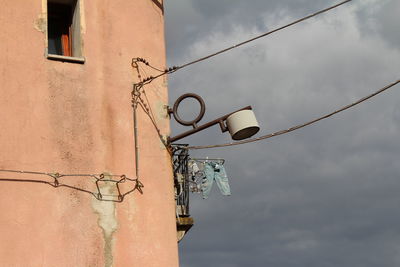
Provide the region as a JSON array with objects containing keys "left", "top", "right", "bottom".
[
  {"left": 168, "top": 93, "right": 206, "bottom": 128},
  {"left": 168, "top": 93, "right": 258, "bottom": 143}
]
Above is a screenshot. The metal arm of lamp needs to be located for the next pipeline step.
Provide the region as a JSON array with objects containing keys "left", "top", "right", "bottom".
[{"left": 168, "top": 93, "right": 260, "bottom": 143}]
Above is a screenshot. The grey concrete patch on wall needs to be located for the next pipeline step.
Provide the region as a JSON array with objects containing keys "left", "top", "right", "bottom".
[{"left": 92, "top": 177, "right": 118, "bottom": 267}]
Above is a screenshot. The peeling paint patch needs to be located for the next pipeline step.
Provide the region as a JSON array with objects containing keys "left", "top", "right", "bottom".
[
  {"left": 34, "top": 13, "right": 46, "bottom": 33},
  {"left": 156, "top": 102, "right": 169, "bottom": 149},
  {"left": 162, "top": 76, "right": 168, "bottom": 87},
  {"left": 156, "top": 101, "right": 169, "bottom": 119},
  {"left": 92, "top": 176, "right": 118, "bottom": 267},
  {"left": 158, "top": 135, "right": 168, "bottom": 149}
]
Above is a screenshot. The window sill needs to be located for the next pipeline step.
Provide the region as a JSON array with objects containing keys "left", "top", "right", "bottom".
[{"left": 47, "top": 54, "right": 85, "bottom": 64}]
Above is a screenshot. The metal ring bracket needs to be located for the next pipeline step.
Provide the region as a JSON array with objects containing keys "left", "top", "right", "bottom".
[{"left": 171, "top": 93, "right": 206, "bottom": 127}]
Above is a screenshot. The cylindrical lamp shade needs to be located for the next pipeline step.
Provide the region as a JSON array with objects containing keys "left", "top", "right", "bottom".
[{"left": 226, "top": 109, "right": 260, "bottom": 140}]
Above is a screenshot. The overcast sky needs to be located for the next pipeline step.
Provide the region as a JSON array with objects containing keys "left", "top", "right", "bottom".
[{"left": 164, "top": 1, "right": 400, "bottom": 266}]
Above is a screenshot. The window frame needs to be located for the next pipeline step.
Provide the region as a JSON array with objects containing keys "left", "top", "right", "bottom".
[{"left": 46, "top": 0, "right": 85, "bottom": 63}]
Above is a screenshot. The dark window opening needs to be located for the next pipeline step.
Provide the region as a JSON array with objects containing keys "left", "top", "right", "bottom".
[{"left": 47, "top": 0, "right": 82, "bottom": 59}]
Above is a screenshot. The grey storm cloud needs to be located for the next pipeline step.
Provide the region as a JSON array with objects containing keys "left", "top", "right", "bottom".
[
  {"left": 166, "top": 0, "right": 344, "bottom": 63},
  {"left": 164, "top": 1, "right": 400, "bottom": 266},
  {"left": 362, "top": 0, "right": 400, "bottom": 49}
]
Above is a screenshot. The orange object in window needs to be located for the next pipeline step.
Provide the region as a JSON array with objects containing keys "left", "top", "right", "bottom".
[{"left": 61, "top": 33, "right": 71, "bottom": 57}]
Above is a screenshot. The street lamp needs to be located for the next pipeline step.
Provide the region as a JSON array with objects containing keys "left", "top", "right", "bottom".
[{"left": 168, "top": 93, "right": 260, "bottom": 143}]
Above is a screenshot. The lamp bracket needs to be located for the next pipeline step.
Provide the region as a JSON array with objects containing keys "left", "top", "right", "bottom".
[
  {"left": 168, "top": 93, "right": 206, "bottom": 129},
  {"left": 168, "top": 93, "right": 253, "bottom": 143}
]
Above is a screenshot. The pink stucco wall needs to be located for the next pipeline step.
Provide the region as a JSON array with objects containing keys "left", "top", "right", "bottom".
[{"left": 0, "top": 0, "right": 179, "bottom": 266}]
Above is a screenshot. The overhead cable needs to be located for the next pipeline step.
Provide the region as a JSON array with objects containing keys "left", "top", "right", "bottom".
[
  {"left": 186, "top": 79, "right": 400, "bottom": 150},
  {"left": 134, "top": 0, "right": 353, "bottom": 86}
]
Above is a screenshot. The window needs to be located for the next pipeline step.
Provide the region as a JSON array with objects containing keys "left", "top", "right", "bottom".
[{"left": 47, "top": 0, "right": 83, "bottom": 61}]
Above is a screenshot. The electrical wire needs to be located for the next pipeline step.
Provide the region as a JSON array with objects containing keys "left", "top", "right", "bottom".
[
  {"left": 135, "top": 0, "right": 353, "bottom": 86},
  {"left": 0, "top": 169, "right": 144, "bottom": 202},
  {"left": 185, "top": 79, "right": 400, "bottom": 150},
  {"left": 132, "top": 57, "right": 165, "bottom": 73},
  {"left": 131, "top": 62, "right": 168, "bottom": 147}
]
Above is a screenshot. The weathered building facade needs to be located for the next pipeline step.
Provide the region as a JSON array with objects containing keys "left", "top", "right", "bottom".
[{"left": 0, "top": 0, "right": 179, "bottom": 266}]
